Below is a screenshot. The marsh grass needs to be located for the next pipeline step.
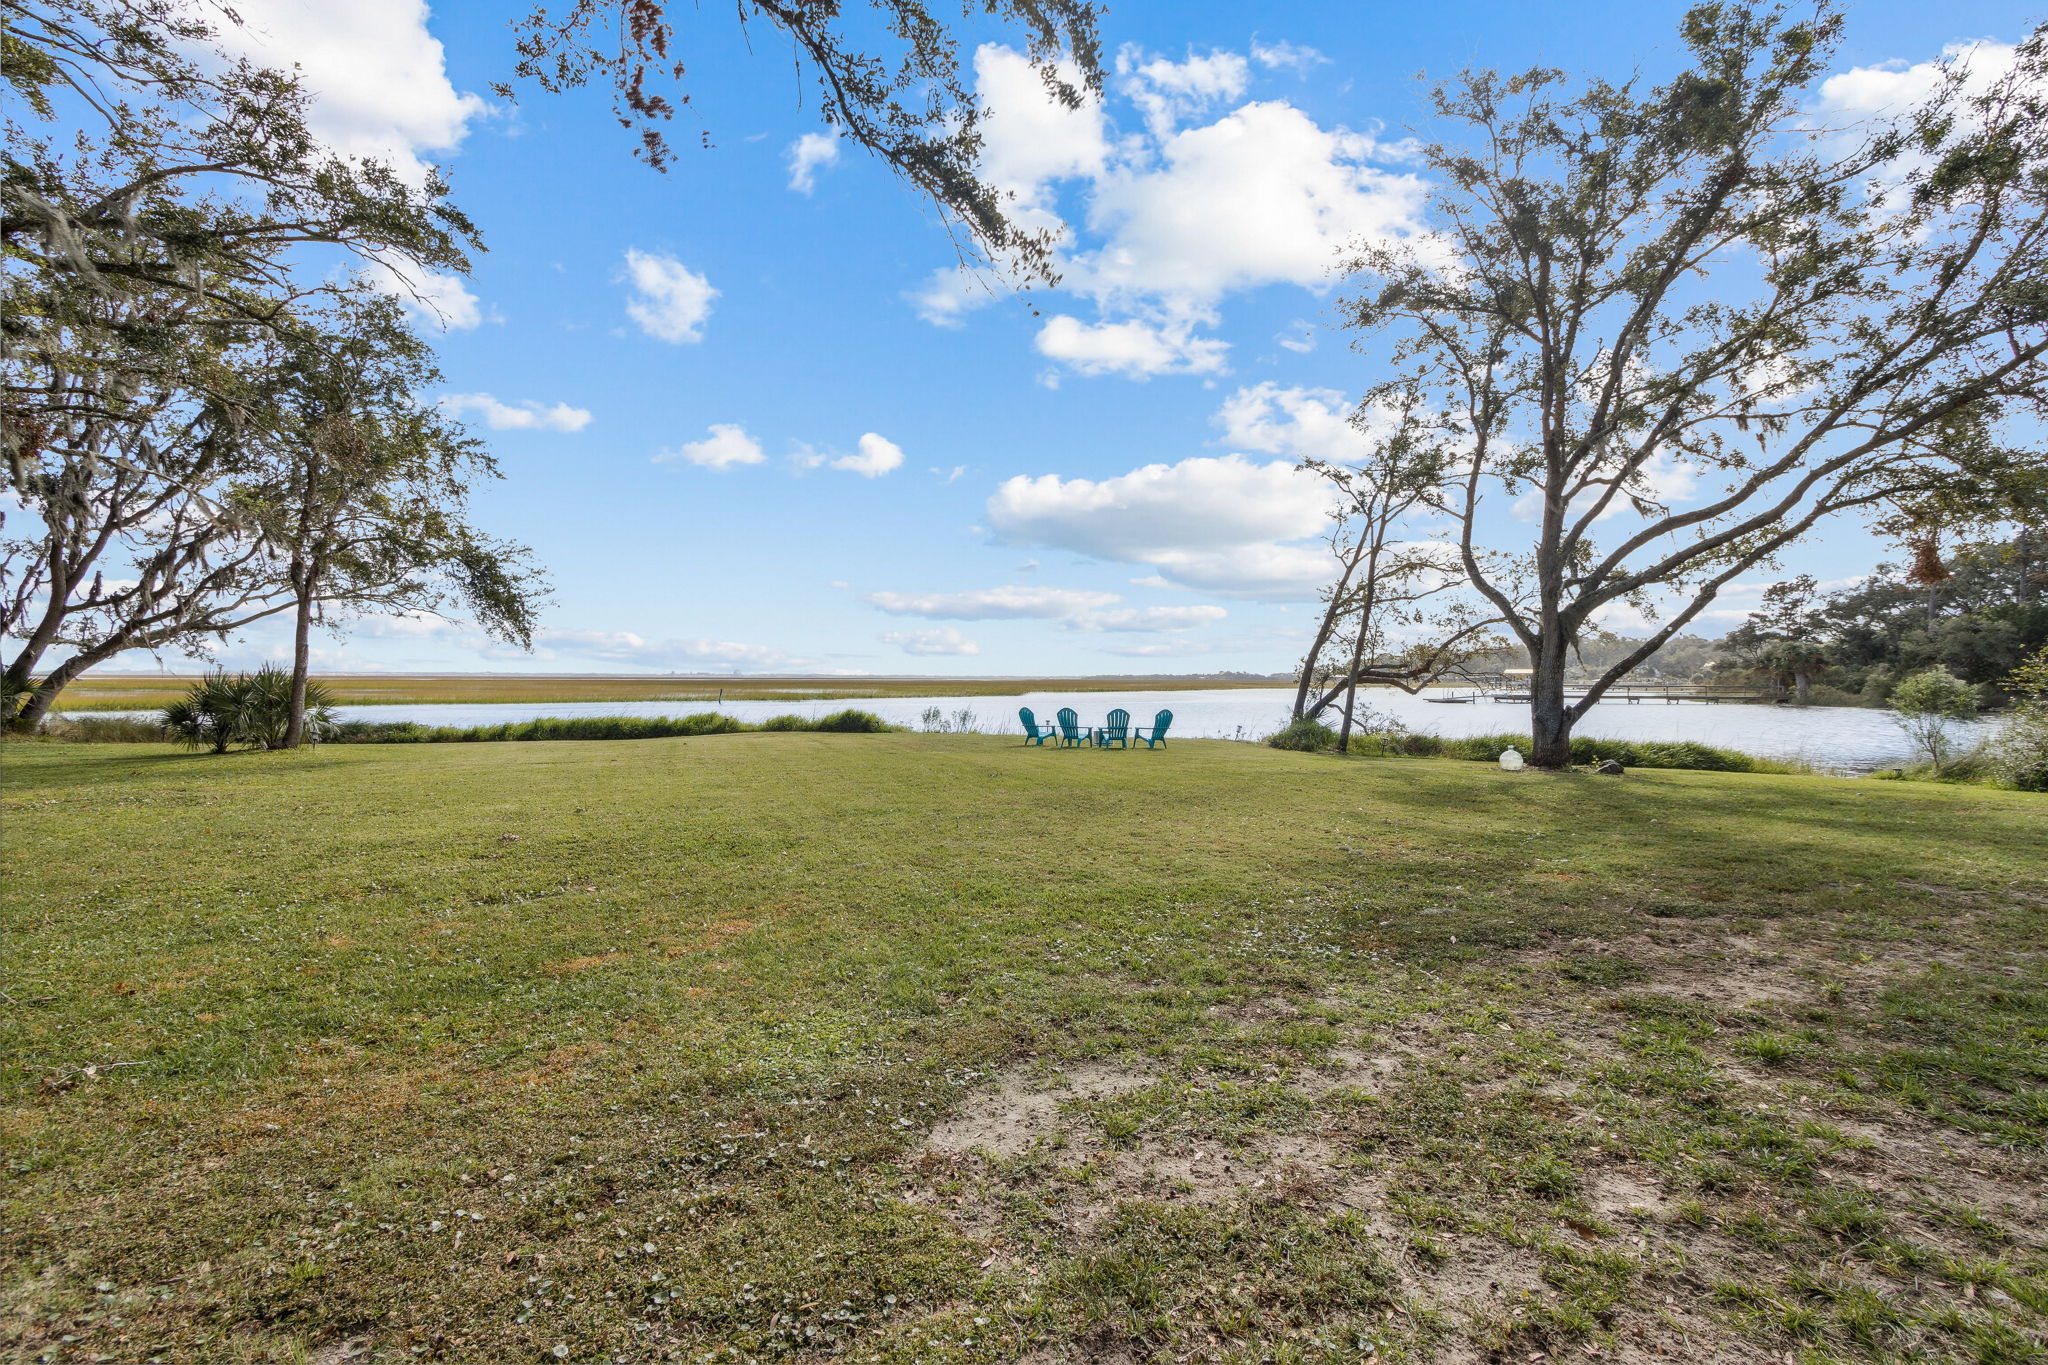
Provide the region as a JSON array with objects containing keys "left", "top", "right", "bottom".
[
  {"left": 51, "top": 672, "right": 1282, "bottom": 713},
  {"left": 324, "top": 709, "right": 893, "bottom": 743},
  {"left": 3, "top": 736, "right": 2042, "bottom": 1363}
]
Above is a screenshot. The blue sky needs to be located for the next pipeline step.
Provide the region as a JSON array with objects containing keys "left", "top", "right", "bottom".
[{"left": 159, "top": 0, "right": 2038, "bottom": 675}]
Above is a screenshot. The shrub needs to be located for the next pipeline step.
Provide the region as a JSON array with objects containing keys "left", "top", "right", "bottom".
[
  {"left": 1988, "top": 646, "right": 2048, "bottom": 792},
  {"left": 1888, "top": 668, "right": 1979, "bottom": 769},
  {"left": 810, "top": 708, "right": 891, "bottom": 733},
  {"left": 160, "top": 668, "right": 338, "bottom": 751},
  {"left": 1345, "top": 729, "right": 1778, "bottom": 772},
  {"left": 1265, "top": 717, "right": 1339, "bottom": 751},
  {"left": 162, "top": 673, "right": 249, "bottom": 753},
  {"left": 19, "top": 715, "right": 169, "bottom": 743}
]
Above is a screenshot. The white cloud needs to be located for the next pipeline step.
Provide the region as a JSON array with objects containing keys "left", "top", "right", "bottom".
[
  {"left": 787, "top": 131, "right": 841, "bottom": 193},
  {"left": 832, "top": 433, "right": 905, "bottom": 478},
  {"left": 1275, "top": 319, "right": 1317, "bottom": 353},
  {"left": 1125, "top": 543, "right": 1338, "bottom": 600},
  {"left": 1076, "top": 102, "right": 1429, "bottom": 313},
  {"left": 881, "top": 627, "right": 981, "bottom": 656},
  {"left": 988, "top": 453, "right": 1330, "bottom": 562},
  {"left": 1250, "top": 39, "right": 1328, "bottom": 74},
  {"left": 622, "top": 249, "right": 718, "bottom": 343},
  {"left": 440, "top": 393, "right": 592, "bottom": 432},
  {"left": 1815, "top": 40, "right": 2018, "bottom": 124},
  {"left": 863, "top": 585, "right": 1121, "bottom": 620},
  {"left": 654, "top": 423, "right": 765, "bottom": 471},
  {"left": 908, "top": 266, "right": 999, "bottom": 327},
  {"left": 986, "top": 443, "right": 1344, "bottom": 600},
  {"left": 937, "top": 48, "right": 1434, "bottom": 381},
  {"left": 1034, "top": 314, "right": 1229, "bottom": 379},
  {"left": 362, "top": 259, "right": 484, "bottom": 331},
  {"left": 1811, "top": 41, "right": 2034, "bottom": 204},
  {"left": 1214, "top": 382, "right": 1380, "bottom": 462},
  {"left": 206, "top": 0, "right": 486, "bottom": 184},
  {"left": 1117, "top": 46, "right": 1250, "bottom": 139},
  {"left": 975, "top": 44, "right": 1111, "bottom": 210},
  {"left": 540, "top": 629, "right": 811, "bottom": 671},
  {"left": 1066, "top": 605, "right": 1227, "bottom": 632}
]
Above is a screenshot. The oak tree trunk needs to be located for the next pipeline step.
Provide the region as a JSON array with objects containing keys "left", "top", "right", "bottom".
[{"left": 1527, "top": 635, "right": 1575, "bottom": 768}]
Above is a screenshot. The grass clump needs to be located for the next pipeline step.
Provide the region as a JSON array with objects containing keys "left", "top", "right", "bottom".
[{"left": 1264, "top": 716, "right": 1339, "bottom": 751}]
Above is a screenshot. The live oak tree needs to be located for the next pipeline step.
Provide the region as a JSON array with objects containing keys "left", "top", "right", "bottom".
[
  {"left": 503, "top": 0, "right": 1102, "bottom": 281},
  {"left": 1337, "top": 3, "right": 2048, "bottom": 767},
  {"left": 0, "top": 286, "right": 287, "bottom": 729},
  {"left": 2, "top": 0, "right": 515, "bottom": 727},
  {"left": 250, "top": 299, "right": 544, "bottom": 748}
]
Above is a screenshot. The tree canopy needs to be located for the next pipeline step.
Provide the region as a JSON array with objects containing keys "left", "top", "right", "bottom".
[{"left": 1332, "top": 2, "right": 2048, "bottom": 765}]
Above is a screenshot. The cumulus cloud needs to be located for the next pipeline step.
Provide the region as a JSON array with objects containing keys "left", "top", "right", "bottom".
[
  {"left": 863, "top": 585, "right": 1122, "bottom": 620},
  {"left": 787, "top": 131, "right": 841, "bottom": 193},
  {"left": 985, "top": 417, "right": 1352, "bottom": 600},
  {"left": 881, "top": 627, "right": 980, "bottom": 656},
  {"left": 988, "top": 454, "right": 1330, "bottom": 563},
  {"left": 927, "top": 45, "right": 1432, "bottom": 381},
  {"left": 1034, "top": 315, "right": 1229, "bottom": 378},
  {"left": 832, "top": 433, "right": 906, "bottom": 478},
  {"left": 440, "top": 393, "right": 592, "bottom": 432},
  {"left": 1811, "top": 41, "right": 2034, "bottom": 204},
  {"left": 1814, "top": 40, "right": 2019, "bottom": 124},
  {"left": 1117, "top": 46, "right": 1250, "bottom": 139},
  {"left": 1075, "top": 102, "right": 1428, "bottom": 313},
  {"left": 1213, "top": 382, "right": 1378, "bottom": 462},
  {"left": 1065, "top": 605, "right": 1227, "bottom": 632},
  {"left": 206, "top": 0, "right": 486, "bottom": 184},
  {"left": 654, "top": 423, "right": 766, "bottom": 471},
  {"left": 361, "top": 259, "right": 484, "bottom": 331},
  {"left": 623, "top": 249, "right": 718, "bottom": 343},
  {"left": 976, "top": 44, "right": 1112, "bottom": 210}
]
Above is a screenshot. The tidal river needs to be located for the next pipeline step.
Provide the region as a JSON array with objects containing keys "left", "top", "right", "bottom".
[{"left": 201, "top": 687, "right": 1997, "bottom": 775}]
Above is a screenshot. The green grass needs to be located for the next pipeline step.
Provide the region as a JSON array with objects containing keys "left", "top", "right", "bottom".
[{"left": 3, "top": 736, "right": 2043, "bottom": 1364}]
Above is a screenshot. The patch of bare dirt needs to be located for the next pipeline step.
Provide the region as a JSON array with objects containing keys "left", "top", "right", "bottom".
[
  {"left": 1584, "top": 1168, "right": 1672, "bottom": 1222},
  {"left": 918, "top": 1062, "right": 1157, "bottom": 1159}
]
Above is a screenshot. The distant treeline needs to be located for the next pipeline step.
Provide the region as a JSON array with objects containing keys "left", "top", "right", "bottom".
[{"left": 1453, "top": 534, "right": 2046, "bottom": 707}]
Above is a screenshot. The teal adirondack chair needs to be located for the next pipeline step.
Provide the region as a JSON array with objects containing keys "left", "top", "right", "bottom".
[
  {"left": 1018, "top": 706, "right": 1056, "bottom": 745},
  {"left": 1134, "top": 709, "right": 1173, "bottom": 748},
  {"left": 1055, "top": 707, "right": 1092, "bottom": 747},
  {"left": 1097, "top": 708, "right": 1131, "bottom": 748}
]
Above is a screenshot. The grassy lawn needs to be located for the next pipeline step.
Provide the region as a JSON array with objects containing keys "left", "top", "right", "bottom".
[
  {"left": 3, "top": 735, "right": 2043, "bottom": 1364},
  {"left": 50, "top": 674, "right": 1279, "bottom": 713}
]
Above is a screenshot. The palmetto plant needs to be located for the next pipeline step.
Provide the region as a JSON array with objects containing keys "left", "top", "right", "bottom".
[
  {"left": 161, "top": 674, "right": 246, "bottom": 754},
  {"left": 160, "top": 668, "right": 339, "bottom": 752}
]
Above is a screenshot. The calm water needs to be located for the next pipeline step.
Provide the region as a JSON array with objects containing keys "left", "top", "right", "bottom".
[{"left": 87, "top": 686, "right": 1997, "bottom": 774}]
